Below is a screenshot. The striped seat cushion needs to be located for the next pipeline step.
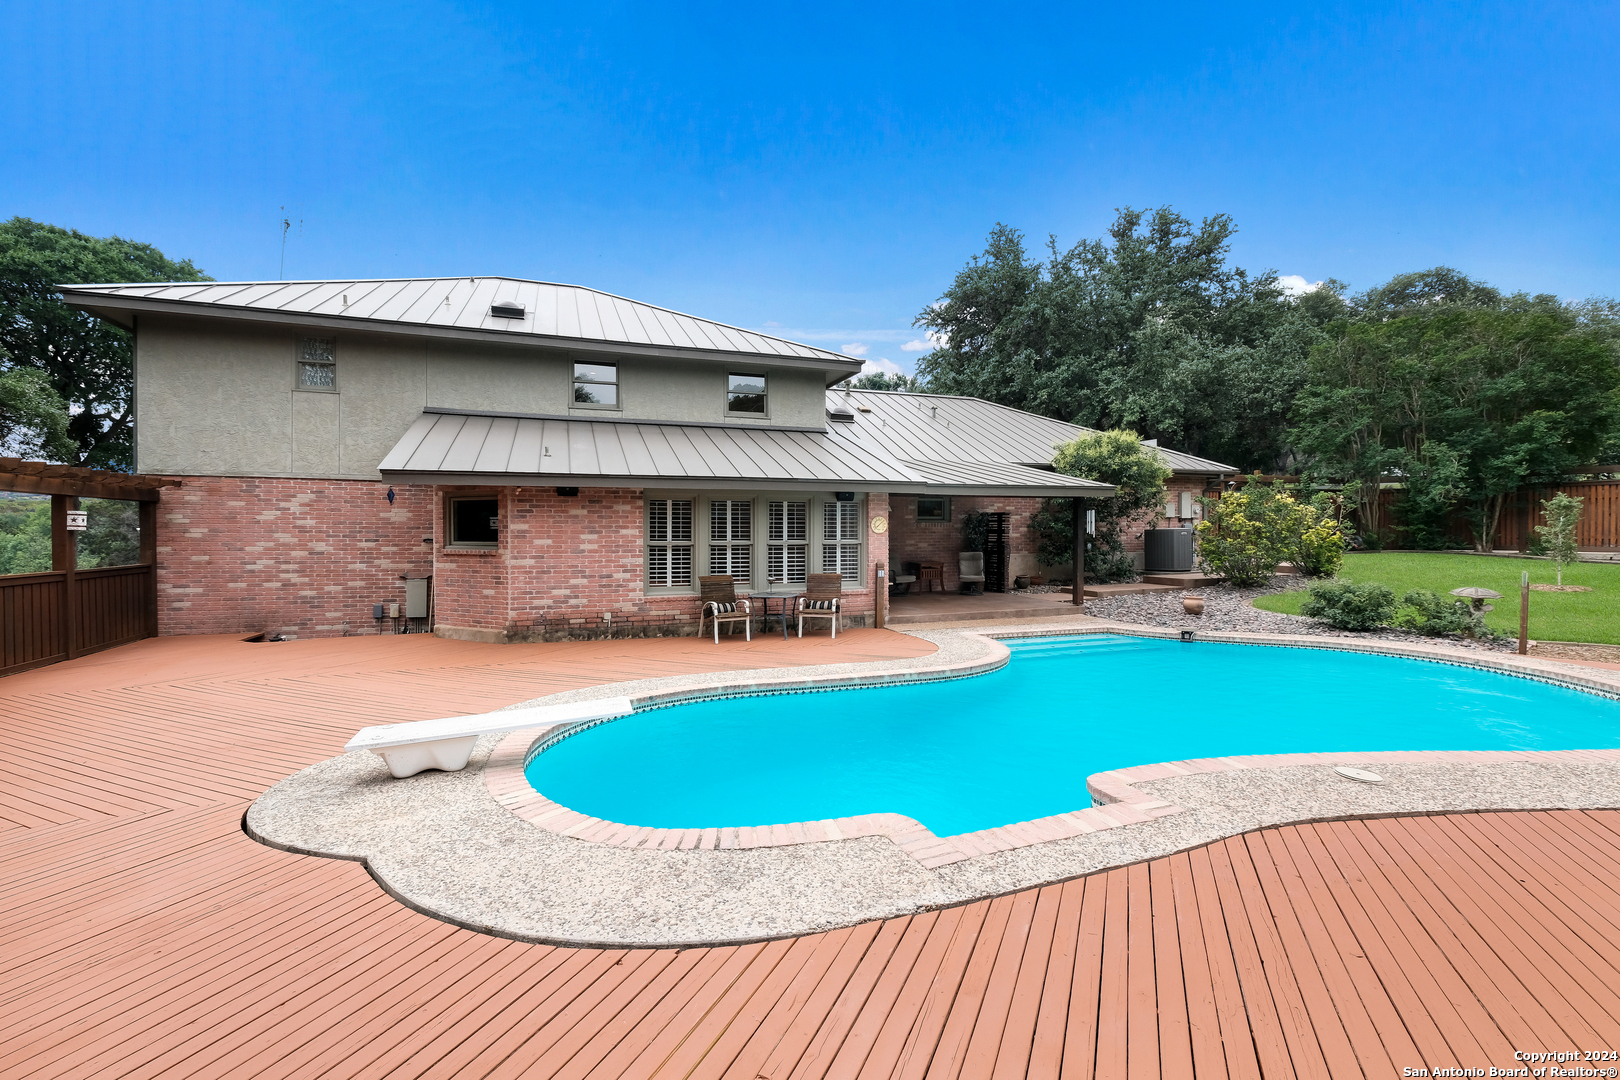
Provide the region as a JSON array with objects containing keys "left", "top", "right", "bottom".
[
  {"left": 708, "top": 602, "right": 740, "bottom": 614},
  {"left": 803, "top": 599, "right": 838, "bottom": 611}
]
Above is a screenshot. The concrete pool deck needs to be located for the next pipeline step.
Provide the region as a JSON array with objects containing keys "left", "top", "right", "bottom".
[{"left": 247, "top": 621, "right": 1620, "bottom": 947}]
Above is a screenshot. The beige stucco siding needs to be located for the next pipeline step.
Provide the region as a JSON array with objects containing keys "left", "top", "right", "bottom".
[{"left": 135, "top": 315, "right": 834, "bottom": 481}]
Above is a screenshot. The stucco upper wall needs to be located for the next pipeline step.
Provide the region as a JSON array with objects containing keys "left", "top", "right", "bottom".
[{"left": 134, "top": 315, "right": 832, "bottom": 480}]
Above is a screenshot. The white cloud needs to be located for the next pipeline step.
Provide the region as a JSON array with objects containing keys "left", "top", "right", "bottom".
[
  {"left": 841, "top": 342, "right": 869, "bottom": 356},
  {"left": 1276, "top": 274, "right": 1324, "bottom": 297},
  {"left": 762, "top": 320, "right": 782, "bottom": 328},
  {"left": 862, "top": 358, "right": 905, "bottom": 377},
  {"left": 901, "top": 329, "right": 948, "bottom": 352}
]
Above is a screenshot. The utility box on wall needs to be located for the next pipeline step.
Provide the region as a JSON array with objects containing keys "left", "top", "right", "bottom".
[{"left": 404, "top": 577, "right": 432, "bottom": 619}]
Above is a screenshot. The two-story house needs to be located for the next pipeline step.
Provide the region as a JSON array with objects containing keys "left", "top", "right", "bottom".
[{"left": 59, "top": 277, "right": 1230, "bottom": 641}]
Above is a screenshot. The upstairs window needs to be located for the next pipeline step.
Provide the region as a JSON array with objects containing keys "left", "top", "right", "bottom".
[
  {"left": 709, "top": 499, "right": 753, "bottom": 580},
  {"left": 447, "top": 496, "right": 499, "bottom": 548},
  {"left": 726, "top": 372, "right": 766, "bottom": 415},
  {"left": 822, "top": 501, "right": 862, "bottom": 581},
  {"left": 298, "top": 338, "right": 337, "bottom": 391},
  {"left": 647, "top": 499, "right": 693, "bottom": 587},
  {"left": 767, "top": 500, "right": 808, "bottom": 584},
  {"left": 573, "top": 362, "right": 618, "bottom": 407}
]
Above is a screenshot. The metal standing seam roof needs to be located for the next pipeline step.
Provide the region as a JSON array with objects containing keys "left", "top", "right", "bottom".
[
  {"left": 378, "top": 411, "right": 1116, "bottom": 497},
  {"left": 825, "top": 389, "right": 1237, "bottom": 475},
  {"left": 57, "top": 278, "right": 862, "bottom": 366}
]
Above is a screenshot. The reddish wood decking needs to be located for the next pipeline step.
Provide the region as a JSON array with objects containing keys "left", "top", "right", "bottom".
[{"left": 5, "top": 632, "right": 1620, "bottom": 1078}]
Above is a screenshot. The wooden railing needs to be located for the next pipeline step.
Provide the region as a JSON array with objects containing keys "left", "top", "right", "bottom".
[{"left": 1, "top": 563, "right": 156, "bottom": 676}]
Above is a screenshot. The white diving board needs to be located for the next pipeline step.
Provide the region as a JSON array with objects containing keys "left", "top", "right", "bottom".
[{"left": 344, "top": 698, "right": 635, "bottom": 778}]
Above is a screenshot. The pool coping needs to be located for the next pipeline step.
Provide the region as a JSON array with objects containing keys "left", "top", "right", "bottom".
[{"left": 484, "top": 623, "right": 1620, "bottom": 869}]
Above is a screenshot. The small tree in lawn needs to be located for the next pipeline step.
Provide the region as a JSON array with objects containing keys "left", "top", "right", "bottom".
[{"left": 1534, "top": 493, "right": 1584, "bottom": 585}]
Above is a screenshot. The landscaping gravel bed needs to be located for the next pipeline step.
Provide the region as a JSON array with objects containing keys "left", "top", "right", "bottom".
[{"left": 1084, "top": 580, "right": 1519, "bottom": 652}]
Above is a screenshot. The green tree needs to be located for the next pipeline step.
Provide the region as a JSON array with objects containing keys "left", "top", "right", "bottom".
[
  {"left": 839, "top": 371, "right": 922, "bottom": 392},
  {"left": 0, "top": 363, "right": 76, "bottom": 460},
  {"left": 1294, "top": 271, "right": 1620, "bottom": 551},
  {"left": 0, "top": 218, "right": 211, "bottom": 469},
  {"left": 0, "top": 498, "right": 52, "bottom": 574},
  {"left": 1534, "top": 492, "right": 1584, "bottom": 586},
  {"left": 1031, "top": 429, "right": 1171, "bottom": 583},
  {"left": 912, "top": 209, "right": 1324, "bottom": 471}
]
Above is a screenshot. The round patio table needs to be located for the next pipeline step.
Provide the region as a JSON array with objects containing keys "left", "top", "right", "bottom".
[{"left": 748, "top": 588, "right": 803, "bottom": 641}]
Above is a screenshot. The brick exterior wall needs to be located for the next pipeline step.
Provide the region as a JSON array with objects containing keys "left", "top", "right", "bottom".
[{"left": 156, "top": 475, "right": 433, "bottom": 637}]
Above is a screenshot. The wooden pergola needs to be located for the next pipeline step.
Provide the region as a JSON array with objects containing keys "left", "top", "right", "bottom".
[{"left": 0, "top": 459, "right": 182, "bottom": 674}]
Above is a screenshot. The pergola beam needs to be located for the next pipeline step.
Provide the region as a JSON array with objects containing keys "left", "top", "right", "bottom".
[{"left": 0, "top": 458, "right": 180, "bottom": 502}]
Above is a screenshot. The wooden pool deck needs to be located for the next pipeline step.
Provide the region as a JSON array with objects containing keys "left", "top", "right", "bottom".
[{"left": 5, "top": 631, "right": 1620, "bottom": 1078}]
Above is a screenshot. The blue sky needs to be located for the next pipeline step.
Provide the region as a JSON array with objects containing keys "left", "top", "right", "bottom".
[{"left": 4, "top": 1, "right": 1617, "bottom": 374}]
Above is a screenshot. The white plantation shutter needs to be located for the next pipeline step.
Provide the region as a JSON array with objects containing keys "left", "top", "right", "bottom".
[
  {"left": 821, "top": 502, "right": 862, "bottom": 581},
  {"left": 709, "top": 500, "right": 754, "bottom": 581},
  {"left": 646, "top": 500, "right": 693, "bottom": 587},
  {"left": 767, "top": 500, "right": 808, "bottom": 584}
]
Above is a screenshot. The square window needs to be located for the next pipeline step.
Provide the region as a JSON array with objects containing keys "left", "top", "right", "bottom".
[
  {"left": 573, "top": 362, "right": 618, "bottom": 407},
  {"left": 727, "top": 372, "right": 766, "bottom": 415},
  {"left": 447, "top": 497, "right": 499, "bottom": 548},
  {"left": 297, "top": 338, "right": 337, "bottom": 391},
  {"left": 916, "top": 496, "right": 950, "bottom": 522}
]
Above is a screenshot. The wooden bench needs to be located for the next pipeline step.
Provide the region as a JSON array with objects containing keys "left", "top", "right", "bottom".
[{"left": 344, "top": 697, "right": 635, "bottom": 778}]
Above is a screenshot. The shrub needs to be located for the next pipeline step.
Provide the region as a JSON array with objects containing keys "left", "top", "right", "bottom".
[
  {"left": 1294, "top": 510, "right": 1350, "bottom": 578},
  {"left": 1195, "top": 486, "right": 1297, "bottom": 586},
  {"left": 1032, "top": 430, "right": 1172, "bottom": 584},
  {"left": 1299, "top": 580, "right": 1397, "bottom": 631},
  {"left": 1390, "top": 589, "right": 1483, "bottom": 636}
]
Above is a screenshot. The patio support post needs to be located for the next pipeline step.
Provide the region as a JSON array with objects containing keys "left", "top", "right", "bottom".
[
  {"left": 51, "top": 494, "right": 78, "bottom": 660},
  {"left": 874, "top": 560, "right": 886, "bottom": 629},
  {"left": 1072, "top": 497, "right": 1087, "bottom": 608}
]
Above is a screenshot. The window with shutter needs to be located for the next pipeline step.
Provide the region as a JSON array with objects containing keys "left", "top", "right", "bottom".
[
  {"left": 766, "top": 500, "right": 808, "bottom": 584},
  {"left": 821, "top": 501, "right": 862, "bottom": 581},
  {"left": 646, "top": 499, "right": 693, "bottom": 587},
  {"left": 709, "top": 499, "right": 753, "bottom": 581}
]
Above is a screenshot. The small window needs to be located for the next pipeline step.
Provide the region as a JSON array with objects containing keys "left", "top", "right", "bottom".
[
  {"left": 915, "top": 496, "right": 950, "bottom": 523},
  {"left": 727, "top": 372, "right": 766, "bottom": 415},
  {"left": 573, "top": 362, "right": 618, "bottom": 407},
  {"left": 297, "top": 337, "right": 337, "bottom": 391},
  {"left": 447, "top": 497, "right": 499, "bottom": 548}
]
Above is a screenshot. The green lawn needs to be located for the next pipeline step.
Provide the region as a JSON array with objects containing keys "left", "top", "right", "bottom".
[{"left": 1251, "top": 552, "right": 1620, "bottom": 644}]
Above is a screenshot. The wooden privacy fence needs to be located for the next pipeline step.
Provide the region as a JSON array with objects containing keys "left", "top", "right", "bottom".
[
  {"left": 1371, "top": 480, "right": 1620, "bottom": 551},
  {"left": 0, "top": 459, "right": 179, "bottom": 677}
]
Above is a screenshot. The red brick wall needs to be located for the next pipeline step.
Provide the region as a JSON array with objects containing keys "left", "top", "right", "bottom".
[
  {"left": 887, "top": 495, "right": 1045, "bottom": 591},
  {"left": 432, "top": 487, "right": 889, "bottom": 642},
  {"left": 156, "top": 475, "right": 433, "bottom": 637}
]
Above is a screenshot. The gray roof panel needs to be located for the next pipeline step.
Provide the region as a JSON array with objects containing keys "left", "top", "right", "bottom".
[
  {"left": 378, "top": 410, "right": 1118, "bottom": 498},
  {"left": 825, "top": 389, "right": 1237, "bottom": 475},
  {"left": 61, "top": 277, "right": 861, "bottom": 367}
]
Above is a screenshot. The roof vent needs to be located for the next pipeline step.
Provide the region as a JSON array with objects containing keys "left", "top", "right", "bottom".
[
  {"left": 828, "top": 409, "right": 856, "bottom": 423},
  {"left": 490, "top": 300, "right": 526, "bottom": 319}
]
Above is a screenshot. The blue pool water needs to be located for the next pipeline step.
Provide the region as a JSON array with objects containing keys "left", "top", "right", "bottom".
[{"left": 523, "top": 635, "right": 1620, "bottom": 837}]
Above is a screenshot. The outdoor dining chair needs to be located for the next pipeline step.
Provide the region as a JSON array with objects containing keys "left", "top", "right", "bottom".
[
  {"left": 959, "top": 551, "right": 986, "bottom": 594},
  {"left": 698, "top": 575, "right": 752, "bottom": 643},
  {"left": 797, "top": 573, "right": 843, "bottom": 638}
]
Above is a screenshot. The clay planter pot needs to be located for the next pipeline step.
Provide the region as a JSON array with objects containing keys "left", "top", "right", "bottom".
[
  {"left": 1182, "top": 595, "right": 1206, "bottom": 615},
  {"left": 1028, "top": 575, "right": 1045, "bottom": 586},
  {"left": 1014, "top": 576, "right": 1030, "bottom": 589}
]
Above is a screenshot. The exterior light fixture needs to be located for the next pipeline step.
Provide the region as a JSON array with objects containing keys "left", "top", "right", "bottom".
[{"left": 386, "top": 487, "right": 396, "bottom": 504}]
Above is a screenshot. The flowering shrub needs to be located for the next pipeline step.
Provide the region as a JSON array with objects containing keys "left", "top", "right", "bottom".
[
  {"left": 1299, "top": 580, "right": 1397, "bottom": 631},
  {"left": 1294, "top": 511, "right": 1350, "bottom": 578},
  {"left": 1195, "top": 488, "right": 1297, "bottom": 585}
]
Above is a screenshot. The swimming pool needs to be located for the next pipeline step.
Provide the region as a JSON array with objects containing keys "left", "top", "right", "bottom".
[{"left": 523, "top": 634, "right": 1620, "bottom": 837}]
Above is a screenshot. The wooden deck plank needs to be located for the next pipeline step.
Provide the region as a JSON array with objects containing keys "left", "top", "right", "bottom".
[{"left": 10, "top": 632, "right": 1620, "bottom": 1079}]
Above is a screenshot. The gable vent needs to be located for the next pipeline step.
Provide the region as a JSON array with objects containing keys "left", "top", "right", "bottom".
[
  {"left": 828, "top": 409, "right": 856, "bottom": 423},
  {"left": 490, "top": 300, "right": 526, "bottom": 319}
]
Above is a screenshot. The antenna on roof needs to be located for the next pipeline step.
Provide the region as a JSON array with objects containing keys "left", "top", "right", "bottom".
[{"left": 277, "top": 206, "right": 302, "bottom": 280}]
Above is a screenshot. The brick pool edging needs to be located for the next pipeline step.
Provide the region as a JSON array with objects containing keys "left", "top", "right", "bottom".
[{"left": 485, "top": 624, "right": 1620, "bottom": 870}]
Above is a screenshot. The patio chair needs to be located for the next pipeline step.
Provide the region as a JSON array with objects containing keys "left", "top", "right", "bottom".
[
  {"left": 698, "top": 575, "right": 752, "bottom": 643},
  {"left": 797, "top": 573, "right": 843, "bottom": 638},
  {"left": 959, "top": 551, "right": 986, "bottom": 595}
]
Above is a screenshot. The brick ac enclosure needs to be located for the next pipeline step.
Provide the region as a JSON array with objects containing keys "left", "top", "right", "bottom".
[
  {"left": 886, "top": 478, "right": 1213, "bottom": 589},
  {"left": 156, "top": 475, "right": 433, "bottom": 637},
  {"left": 432, "top": 487, "right": 890, "bottom": 643}
]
